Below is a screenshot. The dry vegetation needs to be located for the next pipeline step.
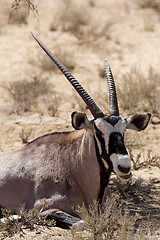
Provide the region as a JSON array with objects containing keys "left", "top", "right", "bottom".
[
  {"left": 49, "top": 0, "right": 115, "bottom": 43},
  {"left": 117, "top": 67, "right": 160, "bottom": 116},
  {"left": 0, "top": 207, "right": 55, "bottom": 238},
  {"left": 137, "top": 0, "right": 160, "bottom": 13},
  {"left": 72, "top": 190, "right": 159, "bottom": 240},
  {"left": 4, "top": 76, "right": 59, "bottom": 116},
  {"left": 10, "top": 0, "right": 38, "bottom": 20},
  {"left": 37, "top": 48, "right": 76, "bottom": 73},
  {"left": 19, "top": 126, "right": 33, "bottom": 144}
]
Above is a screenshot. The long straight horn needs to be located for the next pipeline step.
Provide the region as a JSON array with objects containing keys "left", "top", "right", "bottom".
[
  {"left": 31, "top": 32, "right": 104, "bottom": 119},
  {"left": 104, "top": 60, "right": 119, "bottom": 116}
]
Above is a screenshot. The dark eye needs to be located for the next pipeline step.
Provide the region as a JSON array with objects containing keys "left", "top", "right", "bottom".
[{"left": 94, "top": 123, "right": 102, "bottom": 135}]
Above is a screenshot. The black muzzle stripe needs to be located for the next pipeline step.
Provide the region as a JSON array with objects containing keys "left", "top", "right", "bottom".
[{"left": 109, "top": 132, "right": 128, "bottom": 156}]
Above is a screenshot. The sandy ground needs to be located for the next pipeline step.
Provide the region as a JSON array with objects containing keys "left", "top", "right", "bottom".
[{"left": 0, "top": 0, "right": 159, "bottom": 239}]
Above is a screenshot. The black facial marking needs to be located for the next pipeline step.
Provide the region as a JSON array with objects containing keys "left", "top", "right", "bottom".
[
  {"left": 109, "top": 132, "right": 128, "bottom": 156},
  {"left": 94, "top": 129, "right": 113, "bottom": 170},
  {"left": 94, "top": 123, "right": 103, "bottom": 135},
  {"left": 94, "top": 137, "right": 111, "bottom": 205},
  {"left": 103, "top": 115, "right": 121, "bottom": 126}
]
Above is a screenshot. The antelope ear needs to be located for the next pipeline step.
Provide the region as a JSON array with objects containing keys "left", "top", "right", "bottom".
[
  {"left": 126, "top": 113, "right": 151, "bottom": 131},
  {"left": 71, "top": 112, "right": 93, "bottom": 131}
]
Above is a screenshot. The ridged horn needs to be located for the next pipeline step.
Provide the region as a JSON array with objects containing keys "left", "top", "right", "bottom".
[
  {"left": 31, "top": 32, "right": 104, "bottom": 119},
  {"left": 104, "top": 60, "right": 119, "bottom": 116}
]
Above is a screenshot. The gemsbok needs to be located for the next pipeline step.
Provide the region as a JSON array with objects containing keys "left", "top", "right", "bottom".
[{"left": 0, "top": 32, "right": 151, "bottom": 229}]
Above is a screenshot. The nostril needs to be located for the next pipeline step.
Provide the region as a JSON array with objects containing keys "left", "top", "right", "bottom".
[{"left": 118, "top": 165, "right": 131, "bottom": 174}]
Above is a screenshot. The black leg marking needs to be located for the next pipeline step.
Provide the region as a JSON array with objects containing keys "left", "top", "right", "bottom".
[{"left": 41, "top": 210, "right": 82, "bottom": 229}]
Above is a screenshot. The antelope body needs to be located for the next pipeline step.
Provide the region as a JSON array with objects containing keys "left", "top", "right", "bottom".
[{"left": 0, "top": 33, "right": 151, "bottom": 229}]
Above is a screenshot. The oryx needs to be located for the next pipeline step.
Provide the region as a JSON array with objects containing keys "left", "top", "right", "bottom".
[{"left": 0, "top": 33, "right": 151, "bottom": 229}]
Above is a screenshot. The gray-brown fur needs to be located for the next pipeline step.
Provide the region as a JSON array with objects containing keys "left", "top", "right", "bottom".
[{"left": 0, "top": 130, "right": 103, "bottom": 217}]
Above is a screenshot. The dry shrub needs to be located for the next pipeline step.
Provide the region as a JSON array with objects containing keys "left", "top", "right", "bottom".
[
  {"left": 137, "top": 0, "right": 160, "bottom": 13},
  {"left": 124, "top": 131, "right": 160, "bottom": 170},
  {"left": 129, "top": 149, "right": 160, "bottom": 170},
  {"left": 117, "top": 67, "right": 160, "bottom": 116},
  {"left": 143, "top": 14, "right": 156, "bottom": 31},
  {"left": 72, "top": 81, "right": 109, "bottom": 115},
  {"left": 50, "top": 0, "right": 115, "bottom": 42},
  {"left": 50, "top": 0, "right": 89, "bottom": 36},
  {"left": 39, "top": 94, "right": 61, "bottom": 117},
  {"left": 5, "top": 76, "right": 48, "bottom": 113},
  {"left": 4, "top": 76, "right": 59, "bottom": 115},
  {"left": 38, "top": 48, "right": 76, "bottom": 73}
]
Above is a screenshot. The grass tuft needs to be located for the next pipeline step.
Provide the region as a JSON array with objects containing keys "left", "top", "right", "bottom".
[
  {"left": 19, "top": 126, "right": 33, "bottom": 144},
  {"left": 0, "top": 207, "right": 55, "bottom": 238}
]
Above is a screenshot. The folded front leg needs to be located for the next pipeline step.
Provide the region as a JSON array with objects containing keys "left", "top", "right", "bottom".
[{"left": 40, "top": 209, "right": 84, "bottom": 230}]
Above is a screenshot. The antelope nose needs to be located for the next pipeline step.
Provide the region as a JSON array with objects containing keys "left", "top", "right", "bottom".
[{"left": 118, "top": 165, "right": 131, "bottom": 174}]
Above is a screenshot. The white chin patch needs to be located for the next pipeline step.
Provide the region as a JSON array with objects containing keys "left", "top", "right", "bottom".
[{"left": 110, "top": 153, "right": 131, "bottom": 179}]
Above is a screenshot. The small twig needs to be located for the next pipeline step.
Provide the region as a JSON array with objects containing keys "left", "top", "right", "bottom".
[{"left": 10, "top": 0, "right": 39, "bottom": 21}]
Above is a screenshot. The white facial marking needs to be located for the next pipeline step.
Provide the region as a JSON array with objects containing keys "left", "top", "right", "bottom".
[
  {"left": 110, "top": 153, "right": 131, "bottom": 180},
  {"left": 101, "top": 158, "right": 109, "bottom": 169},
  {"left": 95, "top": 135, "right": 102, "bottom": 155}
]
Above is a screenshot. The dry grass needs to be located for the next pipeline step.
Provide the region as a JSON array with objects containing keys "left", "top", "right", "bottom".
[
  {"left": 31, "top": 47, "right": 76, "bottom": 74},
  {"left": 19, "top": 126, "right": 33, "bottom": 144},
  {"left": 39, "top": 49, "right": 75, "bottom": 73},
  {"left": 117, "top": 67, "right": 160, "bottom": 116},
  {"left": 0, "top": 207, "right": 55, "bottom": 239},
  {"left": 4, "top": 76, "right": 59, "bottom": 116},
  {"left": 72, "top": 189, "right": 159, "bottom": 240},
  {"left": 72, "top": 199, "right": 137, "bottom": 240},
  {"left": 72, "top": 92, "right": 88, "bottom": 113}
]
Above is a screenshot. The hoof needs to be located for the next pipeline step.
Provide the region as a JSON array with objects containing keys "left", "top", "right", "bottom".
[{"left": 72, "top": 220, "right": 85, "bottom": 231}]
